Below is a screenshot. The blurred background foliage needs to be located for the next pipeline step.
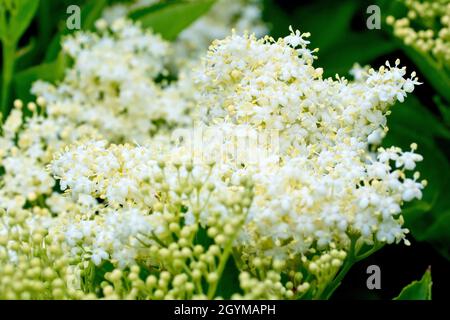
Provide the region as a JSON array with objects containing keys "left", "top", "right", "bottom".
[{"left": 0, "top": 0, "right": 449, "bottom": 299}]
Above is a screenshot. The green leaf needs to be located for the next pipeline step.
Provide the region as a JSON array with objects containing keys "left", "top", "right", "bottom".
[
  {"left": 81, "top": 0, "right": 108, "bottom": 30},
  {"left": 194, "top": 226, "right": 214, "bottom": 247},
  {"left": 93, "top": 260, "right": 114, "bottom": 294},
  {"left": 385, "top": 97, "right": 450, "bottom": 210},
  {"left": 384, "top": 124, "right": 448, "bottom": 213},
  {"left": 44, "top": 33, "right": 65, "bottom": 62},
  {"left": 386, "top": 96, "right": 450, "bottom": 140},
  {"left": 384, "top": 97, "right": 450, "bottom": 260},
  {"left": 129, "top": 0, "right": 216, "bottom": 41},
  {"left": 402, "top": 45, "right": 450, "bottom": 104},
  {"left": 13, "top": 52, "right": 67, "bottom": 101},
  {"left": 435, "top": 96, "right": 450, "bottom": 127},
  {"left": 7, "top": 0, "right": 40, "bottom": 44},
  {"left": 261, "top": 0, "right": 291, "bottom": 40},
  {"left": 394, "top": 269, "right": 432, "bottom": 300},
  {"left": 293, "top": 0, "right": 358, "bottom": 52},
  {"left": 420, "top": 211, "right": 450, "bottom": 260},
  {"left": 319, "top": 33, "right": 396, "bottom": 77},
  {"left": 278, "top": 0, "right": 396, "bottom": 76}
]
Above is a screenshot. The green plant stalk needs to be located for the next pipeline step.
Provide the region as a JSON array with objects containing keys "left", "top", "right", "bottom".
[
  {"left": 207, "top": 238, "right": 234, "bottom": 299},
  {"left": 207, "top": 208, "right": 250, "bottom": 299},
  {"left": 320, "top": 235, "right": 357, "bottom": 299},
  {"left": 320, "top": 239, "right": 384, "bottom": 299},
  {"left": 1, "top": 40, "right": 16, "bottom": 117}
]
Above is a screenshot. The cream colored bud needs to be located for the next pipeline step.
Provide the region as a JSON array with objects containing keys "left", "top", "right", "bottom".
[
  {"left": 273, "top": 259, "right": 285, "bottom": 271},
  {"left": 309, "top": 262, "right": 318, "bottom": 272},
  {"left": 110, "top": 269, "right": 123, "bottom": 282},
  {"left": 192, "top": 269, "right": 202, "bottom": 280},
  {"left": 27, "top": 102, "right": 37, "bottom": 112},
  {"left": 207, "top": 272, "right": 218, "bottom": 283},
  {"left": 146, "top": 275, "right": 157, "bottom": 287},
  {"left": 207, "top": 227, "right": 218, "bottom": 238},
  {"left": 169, "top": 223, "right": 180, "bottom": 233},
  {"left": 36, "top": 96, "right": 46, "bottom": 107},
  {"left": 214, "top": 234, "right": 226, "bottom": 245},
  {"left": 13, "top": 99, "right": 23, "bottom": 109}
]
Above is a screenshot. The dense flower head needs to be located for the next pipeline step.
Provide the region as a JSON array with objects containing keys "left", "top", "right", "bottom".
[
  {"left": 0, "top": 8, "right": 427, "bottom": 300},
  {"left": 387, "top": 0, "right": 450, "bottom": 66},
  {"left": 196, "top": 31, "right": 420, "bottom": 150},
  {"left": 32, "top": 18, "right": 193, "bottom": 144},
  {"left": 0, "top": 207, "right": 90, "bottom": 299},
  {"left": 48, "top": 27, "right": 425, "bottom": 270}
]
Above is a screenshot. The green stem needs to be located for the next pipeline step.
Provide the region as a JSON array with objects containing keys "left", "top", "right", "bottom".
[
  {"left": 320, "top": 236, "right": 358, "bottom": 300},
  {"left": 206, "top": 203, "right": 252, "bottom": 299},
  {"left": 1, "top": 41, "right": 16, "bottom": 117},
  {"left": 207, "top": 239, "right": 234, "bottom": 299},
  {"left": 355, "top": 243, "right": 384, "bottom": 262}
]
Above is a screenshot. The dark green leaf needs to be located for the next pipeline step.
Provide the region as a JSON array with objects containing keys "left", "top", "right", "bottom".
[
  {"left": 275, "top": 0, "right": 396, "bottom": 76},
  {"left": 293, "top": 0, "right": 358, "bottom": 52},
  {"left": 420, "top": 211, "right": 450, "bottom": 260},
  {"left": 394, "top": 269, "right": 432, "bottom": 300},
  {"left": 435, "top": 96, "right": 450, "bottom": 127},
  {"left": 13, "top": 53, "right": 67, "bottom": 101},
  {"left": 93, "top": 260, "right": 115, "bottom": 294},
  {"left": 387, "top": 96, "right": 450, "bottom": 140},
  {"left": 261, "top": 0, "right": 291, "bottom": 39},
  {"left": 402, "top": 45, "right": 450, "bottom": 104},
  {"left": 384, "top": 97, "right": 450, "bottom": 260},
  {"left": 81, "top": 0, "right": 108, "bottom": 30},
  {"left": 319, "top": 33, "right": 396, "bottom": 76},
  {"left": 194, "top": 226, "right": 214, "bottom": 247},
  {"left": 9, "top": 0, "right": 40, "bottom": 43},
  {"left": 129, "top": 0, "right": 216, "bottom": 41},
  {"left": 44, "top": 33, "right": 65, "bottom": 62}
]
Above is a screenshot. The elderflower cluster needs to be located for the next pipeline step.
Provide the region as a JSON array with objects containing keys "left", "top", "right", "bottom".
[
  {"left": 189, "top": 31, "right": 424, "bottom": 260},
  {"left": 48, "top": 28, "right": 425, "bottom": 299},
  {"left": 32, "top": 18, "right": 193, "bottom": 144},
  {"left": 387, "top": 0, "right": 450, "bottom": 65},
  {"left": 0, "top": 5, "right": 427, "bottom": 299},
  {"left": 0, "top": 99, "right": 100, "bottom": 210},
  {"left": 51, "top": 145, "right": 261, "bottom": 298},
  {"left": 0, "top": 208, "right": 91, "bottom": 299},
  {"left": 49, "top": 143, "right": 321, "bottom": 299}
]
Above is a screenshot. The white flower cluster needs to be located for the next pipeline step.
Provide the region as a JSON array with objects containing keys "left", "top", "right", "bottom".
[
  {"left": 387, "top": 0, "right": 450, "bottom": 66},
  {"left": 0, "top": 6, "right": 427, "bottom": 299},
  {"left": 49, "top": 28, "right": 425, "bottom": 265},
  {"left": 190, "top": 32, "right": 424, "bottom": 256},
  {"left": 32, "top": 18, "right": 193, "bottom": 144}
]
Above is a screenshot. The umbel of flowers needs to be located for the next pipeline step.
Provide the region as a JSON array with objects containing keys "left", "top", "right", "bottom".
[
  {"left": 387, "top": 0, "right": 450, "bottom": 66},
  {"left": 0, "top": 17, "right": 424, "bottom": 299}
]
